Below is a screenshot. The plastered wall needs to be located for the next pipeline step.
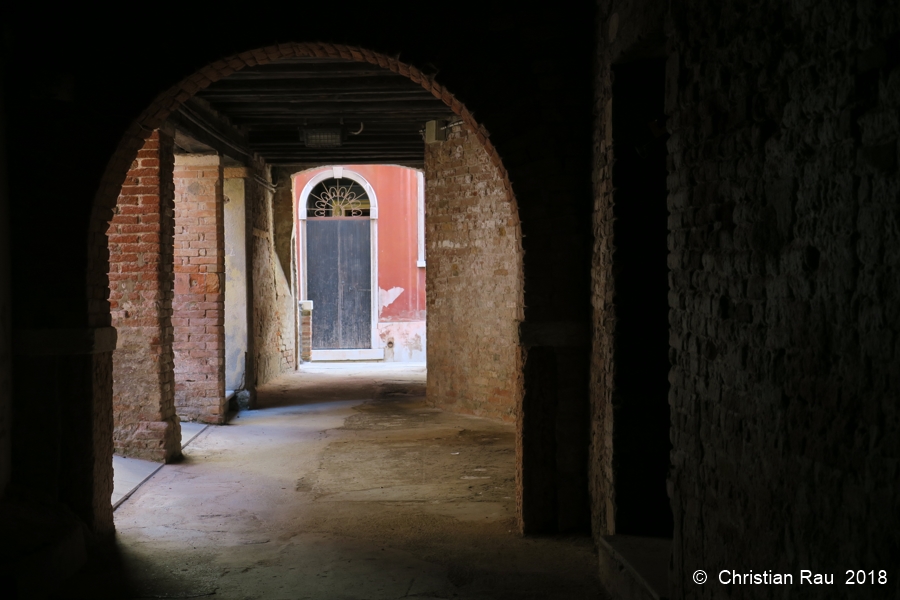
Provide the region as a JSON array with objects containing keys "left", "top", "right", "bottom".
[
  {"left": 224, "top": 174, "right": 249, "bottom": 391},
  {"left": 292, "top": 165, "right": 426, "bottom": 362},
  {"left": 250, "top": 170, "right": 295, "bottom": 385}
]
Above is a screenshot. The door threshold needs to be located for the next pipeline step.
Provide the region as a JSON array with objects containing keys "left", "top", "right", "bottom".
[{"left": 311, "top": 348, "right": 385, "bottom": 361}]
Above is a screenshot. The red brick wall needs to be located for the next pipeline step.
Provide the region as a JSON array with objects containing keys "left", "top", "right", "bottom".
[
  {"left": 173, "top": 155, "right": 226, "bottom": 423},
  {"left": 423, "top": 124, "right": 524, "bottom": 422},
  {"left": 107, "top": 131, "right": 182, "bottom": 462}
]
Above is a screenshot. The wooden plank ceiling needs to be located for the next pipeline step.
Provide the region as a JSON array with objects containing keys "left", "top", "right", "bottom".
[{"left": 194, "top": 58, "right": 455, "bottom": 166}]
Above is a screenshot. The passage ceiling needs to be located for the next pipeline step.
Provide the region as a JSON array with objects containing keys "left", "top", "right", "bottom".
[{"left": 194, "top": 57, "right": 455, "bottom": 166}]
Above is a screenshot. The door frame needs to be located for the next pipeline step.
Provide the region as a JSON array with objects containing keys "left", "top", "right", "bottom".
[{"left": 296, "top": 167, "right": 382, "bottom": 361}]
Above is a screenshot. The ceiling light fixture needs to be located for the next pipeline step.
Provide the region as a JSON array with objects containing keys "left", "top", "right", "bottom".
[
  {"left": 303, "top": 128, "right": 343, "bottom": 148},
  {"left": 298, "top": 120, "right": 364, "bottom": 148}
]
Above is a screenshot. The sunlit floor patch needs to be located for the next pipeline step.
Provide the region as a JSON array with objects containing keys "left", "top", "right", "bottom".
[{"left": 68, "top": 364, "right": 603, "bottom": 599}]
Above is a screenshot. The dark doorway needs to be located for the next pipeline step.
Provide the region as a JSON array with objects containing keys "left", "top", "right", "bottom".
[
  {"left": 610, "top": 57, "right": 673, "bottom": 538},
  {"left": 307, "top": 218, "right": 372, "bottom": 349}
]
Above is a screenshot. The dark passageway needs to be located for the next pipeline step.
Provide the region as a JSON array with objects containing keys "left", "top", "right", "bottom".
[
  {"left": 2, "top": 2, "right": 899, "bottom": 599},
  {"left": 62, "top": 364, "right": 604, "bottom": 600},
  {"left": 610, "top": 58, "right": 672, "bottom": 538}
]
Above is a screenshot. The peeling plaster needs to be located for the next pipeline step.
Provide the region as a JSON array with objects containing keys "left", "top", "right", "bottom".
[
  {"left": 377, "top": 321, "right": 426, "bottom": 362},
  {"left": 379, "top": 287, "right": 404, "bottom": 312}
]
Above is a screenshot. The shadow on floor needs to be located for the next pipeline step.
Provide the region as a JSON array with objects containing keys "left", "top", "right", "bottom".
[{"left": 56, "top": 364, "right": 603, "bottom": 600}]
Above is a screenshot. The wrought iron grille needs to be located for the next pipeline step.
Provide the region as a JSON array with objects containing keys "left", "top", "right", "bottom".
[{"left": 309, "top": 178, "right": 370, "bottom": 217}]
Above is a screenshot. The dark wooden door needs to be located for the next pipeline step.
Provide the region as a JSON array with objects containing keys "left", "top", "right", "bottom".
[{"left": 307, "top": 218, "right": 371, "bottom": 349}]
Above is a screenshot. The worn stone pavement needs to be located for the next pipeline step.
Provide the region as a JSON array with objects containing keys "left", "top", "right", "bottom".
[{"left": 59, "top": 364, "right": 604, "bottom": 599}]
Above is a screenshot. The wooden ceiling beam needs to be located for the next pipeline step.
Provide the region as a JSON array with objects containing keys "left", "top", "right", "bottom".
[
  {"left": 216, "top": 101, "right": 450, "bottom": 113},
  {"left": 248, "top": 126, "right": 424, "bottom": 136},
  {"left": 189, "top": 59, "right": 449, "bottom": 164},
  {"left": 200, "top": 78, "right": 435, "bottom": 93},
  {"left": 249, "top": 140, "right": 423, "bottom": 147},
  {"left": 168, "top": 98, "right": 254, "bottom": 161},
  {"left": 224, "top": 68, "right": 403, "bottom": 80},
  {"left": 246, "top": 120, "right": 434, "bottom": 129},
  {"left": 200, "top": 93, "right": 438, "bottom": 104},
  {"left": 261, "top": 150, "right": 423, "bottom": 155},
  {"left": 228, "top": 115, "right": 449, "bottom": 127}
]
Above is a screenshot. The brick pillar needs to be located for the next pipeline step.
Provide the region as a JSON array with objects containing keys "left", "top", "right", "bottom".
[
  {"left": 107, "top": 130, "right": 182, "bottom": 462},
  {"left": 300, "top": 303, "right": 312, "bottom": 362},
  {"left": 173, "top": 154, "right": 226, "bottom": 423}
]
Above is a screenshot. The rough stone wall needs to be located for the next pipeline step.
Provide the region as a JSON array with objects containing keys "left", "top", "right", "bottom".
[
  {"left": 272, "top": 167, "right": 295, "bottom": 282},
  {"left": 173, "top": 155, "right": 227, "bottom": 423},
  {"left": 593, "top": 1, "right": 900, "bottom": 597},
  {"left": 107, "top": 131, "right": 181, "bottom": 461},
  {"left": 88, "top": 351, "right": 115, "bottom": 534},
  {"left": 590, "top": 0, "right": 668, "bottom": 541},
  {"left": 666, "top": 3, "right": 900, "bottom": 597},
  {"left": 248, "top": 171, "right": 295, "bottom": 385},
  {"left": 272, "top": 169, "right": 297, "bottom": 368},
  {"left": 424, "top": 124, "right": 524, "bottom": 423}
]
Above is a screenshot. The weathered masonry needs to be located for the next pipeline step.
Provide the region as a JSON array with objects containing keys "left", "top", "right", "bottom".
[
  {"left": 108, "top": 131, "right": 181, "bottom": 462},
  {"left": 1, "top": 2, "right": 898, "bottom": 599},
  {"left": 96, "top": 56, "right": 524, "bottom": 472}
]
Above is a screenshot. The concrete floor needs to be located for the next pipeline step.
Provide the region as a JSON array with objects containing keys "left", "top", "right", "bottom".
[
  {"left": 112, "top": 422, "right": 207, "bottom": 508},
  {"left": 62, "top": 363, "right": 604, "bottom": 599}
]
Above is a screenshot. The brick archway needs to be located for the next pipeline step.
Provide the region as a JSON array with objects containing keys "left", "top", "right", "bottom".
[
  {"left": 88, "top": 44, "right": 514, "bottom": 296},
  {"left": 86, "top": 42, "right": 526, "bottom": 531}
]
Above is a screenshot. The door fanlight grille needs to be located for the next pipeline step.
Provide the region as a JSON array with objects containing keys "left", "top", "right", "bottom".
[{"left": 309, "top": 178, "right": 370, "bottom": 217}]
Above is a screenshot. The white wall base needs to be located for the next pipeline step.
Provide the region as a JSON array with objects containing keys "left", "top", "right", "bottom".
[
  {"left": 311, "top": 348, "right": 385, "bottom": 361},
  {"left": 376, "top": 321, "right": 426, "bottom": 362}
]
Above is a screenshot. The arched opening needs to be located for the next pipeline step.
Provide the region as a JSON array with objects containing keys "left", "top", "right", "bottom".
[
  {"left": 298, "top": 168, "right": 382, "bottom": 359},
  {"left": 93, "top": 43, "right": 528, "bottom": 552}
]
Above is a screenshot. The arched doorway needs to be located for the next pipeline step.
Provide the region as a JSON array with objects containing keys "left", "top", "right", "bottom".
[{"left": 299, "top": 168, "right": 380, "bottom": 358}]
